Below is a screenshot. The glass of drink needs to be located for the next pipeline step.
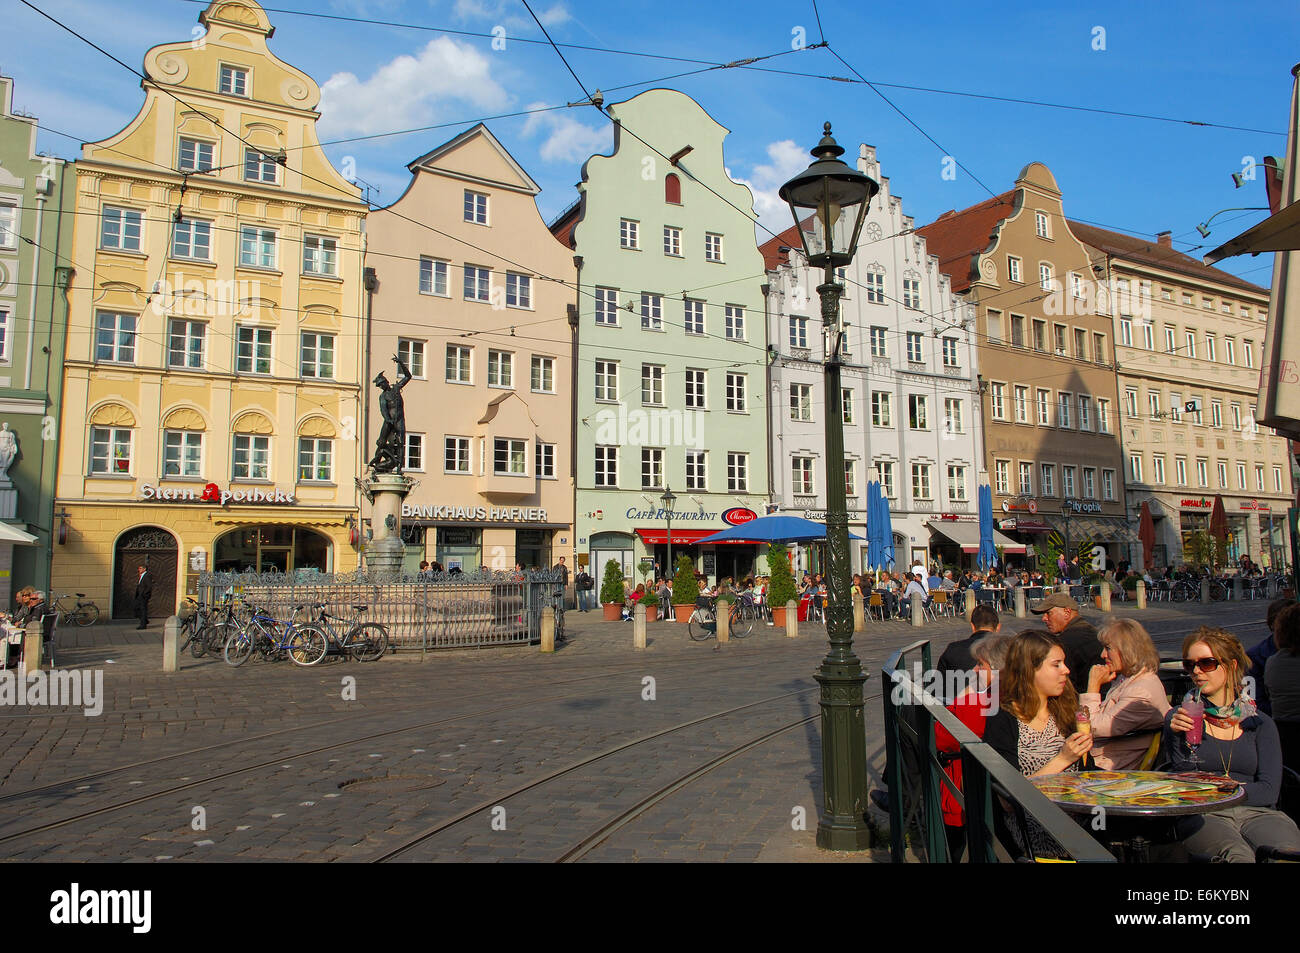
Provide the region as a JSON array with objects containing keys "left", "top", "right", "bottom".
[{"left": 1182, "top": 692, "right": 1205, "bottom": 767}]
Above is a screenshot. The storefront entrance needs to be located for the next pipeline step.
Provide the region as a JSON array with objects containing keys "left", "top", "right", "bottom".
[
  {"left": 516, "top": 529, "right": 552, "bottom": 570},
  {"left": 435, "top": 527, "right": 482, "bottom": 572},
  {"left": 213, "top": 526, "right": 332, "bottom": 574},
  {"left": 590, "top": 532, "right": 636, "bottom": 582},
  {"left": 113, "top": 526, "right": 178, "bottom": 619}
]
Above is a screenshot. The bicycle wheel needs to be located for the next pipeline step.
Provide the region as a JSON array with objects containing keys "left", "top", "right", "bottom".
[
  {"left": 727, "top": 604, "right": 753, "bottom": 639},
  {"left": 688, "top": 609, "right": 715, "bottom": 641},
  {"left": 223, "top": 627, "right": 255, "bottom": 667},
  {"left": 288, "top": 625, "right": 328, "bottom": 666},
  {"left": 348, "top": 623, "right": 389, "bottom": 662},
  {"left": 1170, "top": 583, "right": 1187, "bottom": 602},
  {"left": 206, "top": 622, "right": 236, "bottom": 657},
  {"left": 184, "top": 619, "right": 206, "bottom": 658},
  {"left": 72, "top": 603, "right": 99, "bottom": 627},
  {"left": 1210, "top": 581, "right": 1227, "bottom": 602}
]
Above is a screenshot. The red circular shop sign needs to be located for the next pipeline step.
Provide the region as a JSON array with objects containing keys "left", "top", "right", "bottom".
[{"left": 723, "top": 507, "right": 757, "bottom": 525}]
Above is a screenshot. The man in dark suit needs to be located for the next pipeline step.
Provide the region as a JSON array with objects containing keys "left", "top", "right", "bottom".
[{"left": 133, "top": 564, "right": 153, "bottom": 629}]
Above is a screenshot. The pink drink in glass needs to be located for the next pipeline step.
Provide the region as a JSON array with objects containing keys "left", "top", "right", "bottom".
[{"left": 1183, "top": 698, "right": 1205, "bottom": 747}]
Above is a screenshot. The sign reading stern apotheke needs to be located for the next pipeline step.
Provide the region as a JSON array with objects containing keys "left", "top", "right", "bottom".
[
  {"left": 140, "top": 483, "right": 296, "bottom": 505},
  {"left": 403, "top": 504, "right": 549, "bottom": 522}
]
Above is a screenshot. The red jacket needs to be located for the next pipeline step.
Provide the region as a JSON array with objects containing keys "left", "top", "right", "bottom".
[{"left": 934, "top": 693, "right": 990, "bottom": 826}]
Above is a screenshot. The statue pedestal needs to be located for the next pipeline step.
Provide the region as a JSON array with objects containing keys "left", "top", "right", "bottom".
[{"left": 364, "top": 473, "right": 414, "bottom": 577}]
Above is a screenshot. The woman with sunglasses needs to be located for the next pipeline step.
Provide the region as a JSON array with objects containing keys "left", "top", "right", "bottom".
[
  {"left": 1164, "top": 626, "right": 1300, "bottom": 862},
  {"left": 1079, "top": 619, "right": 1170, "bottom": 770}
]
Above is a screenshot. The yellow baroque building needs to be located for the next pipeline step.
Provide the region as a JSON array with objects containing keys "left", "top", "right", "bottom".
[{"left": 52, "top": 0, "right": 367, "bottom": 620}]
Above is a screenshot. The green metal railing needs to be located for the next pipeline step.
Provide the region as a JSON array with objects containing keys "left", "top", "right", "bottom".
[{"left": 882, "top": 639, "right": 1115, "bottom": 863}]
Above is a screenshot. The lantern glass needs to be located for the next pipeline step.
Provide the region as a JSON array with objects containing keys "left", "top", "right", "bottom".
[{"left": 661, "top": 486, "right": 677, "bottom": 516}]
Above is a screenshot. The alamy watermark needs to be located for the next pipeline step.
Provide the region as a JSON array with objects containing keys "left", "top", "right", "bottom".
[
  {"left": 592, "top": 403, "right": 705, "bottom": 449},
  {"left": 889, "top": 664, "right": 1001, "bottom": 715},
  {"left": 0, "top": 667, "right": 103, "bottom": 716}
]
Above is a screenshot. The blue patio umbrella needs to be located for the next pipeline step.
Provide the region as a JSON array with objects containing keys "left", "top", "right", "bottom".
[
  {"left": 695, "top": 514, "right": 863, "bottom": 545},
  {"left": 977, "top": 484, "right": 998, "bottom": 570},
  {"left": 865, "top": 480, "right": 884, "bottom": 570},
  {"left": 877, "top": 485, "right": 896, "bottom": 569}
]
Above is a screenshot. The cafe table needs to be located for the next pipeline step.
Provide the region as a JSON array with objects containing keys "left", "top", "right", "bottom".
[{"left": 1030, "top": 770, "right": 1245, "bottom": 862}]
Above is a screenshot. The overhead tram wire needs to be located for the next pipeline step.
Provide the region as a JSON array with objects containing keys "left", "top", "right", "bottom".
[{"left": 173, "top": 0, "right": 1283, "bottom": 137}]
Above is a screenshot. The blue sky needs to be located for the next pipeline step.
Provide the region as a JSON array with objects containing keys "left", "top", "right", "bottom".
[{"left": 5, "top": 0, "right": 1298, "bottom": 285}]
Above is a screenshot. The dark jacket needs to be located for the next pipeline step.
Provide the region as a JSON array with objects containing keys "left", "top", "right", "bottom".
[
  {"left": 936, "top": 629, "right": 997, "bottom": 677},
  {"left": 1054, "top": 615, "right": 1102, "bottom": 694},
  {"left": 134, "top": 572, "right": 153, "bottom": 605}
]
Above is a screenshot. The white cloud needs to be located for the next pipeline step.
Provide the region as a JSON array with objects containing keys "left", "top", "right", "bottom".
[
  {"left": 454, "top": 0, "right": 570, "bottom": 31},
  {"left": 318, "top": 37, "right": 509, "bottom": 137},
  {"left": 728, "top": 139, "right": 809, "bottom": 234},
  {"left": 521, "top": 102, "right": 610, "bottom": 164}
]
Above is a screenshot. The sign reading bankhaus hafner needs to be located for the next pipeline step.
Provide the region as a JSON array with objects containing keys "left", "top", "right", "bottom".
[{"left": 402, "top": 504, "right": 550, "bottom": 522}]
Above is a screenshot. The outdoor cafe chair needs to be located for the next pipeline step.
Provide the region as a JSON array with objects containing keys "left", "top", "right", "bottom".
[{"left": 867, "top": 592, "right": 885, "bottom": 623}]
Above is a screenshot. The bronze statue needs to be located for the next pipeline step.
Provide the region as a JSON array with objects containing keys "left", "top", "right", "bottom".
[{"left": 370, "top": 356, "right": 412, "bottom": 473}]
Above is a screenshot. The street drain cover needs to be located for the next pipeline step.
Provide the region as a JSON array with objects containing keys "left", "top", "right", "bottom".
[{"left": 337, "top": 774, "right": 446, "bottom": 793}]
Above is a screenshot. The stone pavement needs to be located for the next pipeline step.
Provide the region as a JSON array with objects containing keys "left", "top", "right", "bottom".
[{"left": 0, "top": 598, "right": 1274, "bottom": 862}]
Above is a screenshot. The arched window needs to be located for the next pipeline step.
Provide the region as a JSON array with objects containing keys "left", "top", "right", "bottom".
[{"left": 665, "top": 173, "right": 681, "bottom": 205}]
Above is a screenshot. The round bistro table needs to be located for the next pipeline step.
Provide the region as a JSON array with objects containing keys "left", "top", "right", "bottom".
[{"left": 1031, "top": 770, "right": 1245, "bottom": 862}]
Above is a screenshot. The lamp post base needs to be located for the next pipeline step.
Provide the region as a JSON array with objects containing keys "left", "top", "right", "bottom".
[{"left": 814, "top": 663, "right": 872, "bottom": 851}]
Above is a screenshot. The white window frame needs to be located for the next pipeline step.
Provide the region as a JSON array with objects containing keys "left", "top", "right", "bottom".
[
  {"left": 163, "top": 430, "right": 203, "bottom": 478},
  {"left": 663, "top": 226, "right": 682, "bottom": 257},
  {"left": 620, "top": 218, "right": 640, "bottom": 250},
  {"left": 725, "top": 372, "right": 746, "bottom": 413},
  {"left": 911, "top": 463, "right": 932, "bottom": 501},
  {"left": 704, "top": 232, "right": 723, "bottom": 262},
  {"left": 167, "top": 319, "right": 206, "bottom": 370},
  {"left": 487, "top": 349, "right": 514, "bottom": 389},
  {"left": 531, "top": 355, "right": 554, "bottom": 394},
  {"left": 685, "top": 449, "right": 707, "bottom": 491},
  {"left": 790, "top": 383, "right": 813, "bottom": 422},
  {"left": 420, "top": 257, "right": 449, "bottom": 296},
  {"left": 232, "top": 434, "right": 270, "bottom": 481},
  {"left": 300, "top": 332, "right": 335, "bottom": 379},
  {"left": 505, "top": 273, "right": 532, "bottom": 309},
  {"left": 101, "top": 206, "right": 142, "bottom": 252},
  {"left": 298, "top": 437, "right": 334, "bottom": 483},
  {"left": 445, "top": 437, "right": 472, "bottom": 474},
  {"left": 239, "top": 225, "right": 277, "bottom": 269},
  {"left": 464, "top": 190, "right": 489, "bottom": 225},
  {"left": 446, "top": 344, "right": 472, "bottom": 384},
  {"left": 641, "top": 293, "right": 663, "bottom": 331},
  {"left": 494, "top": 438, "right": 528, "bottom": 476},
  {"left": 595, "top": 445, "right": 618, "bottom": 487},
  {"left": 90, "top": 427, "right": 133, "bottom": 476},
  {"left": 871, "top": 391, "right": 892, "bottom": 427},
  {"left": 464, "top": 265, "right": 491, "bottom": 302},
  {"left": 594, "top": 360, "right": 619, "bottom": 402},
  {"left": 791, "top": 457, "right": 815, "bottom": 496},
  {"left": 95, "top": 311, "right": 136, "bottom": 364},
  {"left": 685, "top": 368, "right": 706, "bottom": 409},
  {"left": 237, "top": 324, "right": 274, "bottom": 375},
  {"left": 219, "top": 64, "right": 249, "bottom": 97},
  {"left": 725, "top": 305, "right": 745, "bottom": 341},
  {"left": 684, "top": 298, "right": 705, "bottom": 335},
  {"left": 243, "top": 149, "right": 279, "bottom": 185},
  {"left": 595, "top": 287, "right": 620, "bottom": 326},
  {"left": 302, "top": 234, "right": 338, "bottom": 276}
]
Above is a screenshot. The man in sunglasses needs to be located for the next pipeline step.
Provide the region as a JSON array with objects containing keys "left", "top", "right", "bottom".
[{"left": 1030, "top": 593, "right": 1101, "bottom": 693}]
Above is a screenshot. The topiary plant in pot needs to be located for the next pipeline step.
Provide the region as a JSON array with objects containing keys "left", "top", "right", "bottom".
[
  {"left": 766, "top": 542, "right": 797, "bottom": 628},
  {"left": 600, "top": 559, "right": 626, "bottom": 621},
  {"left": 670, "top": 554, "right": 699, "bottom": 622}
]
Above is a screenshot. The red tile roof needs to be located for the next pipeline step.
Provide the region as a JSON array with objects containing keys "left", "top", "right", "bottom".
[
  {"left": 914, "top": 192, "right": 1016, "bottom": 293},
  {"left": 1068, "top": 220, "right": 1266, "bottom": 294},
  {"left": 759, "top": 219, "right": 811, "bottom": 271},
  {"left": 548, "top": 201, "right": 581, "bottom": 250}
]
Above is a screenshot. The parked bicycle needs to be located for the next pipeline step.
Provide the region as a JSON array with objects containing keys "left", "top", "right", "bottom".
[
  {"left": 51, "top": 592, "right": 99, "bottom": 627},
  {"left": 303, "top": 602, "right": 389, "bottom": 661},
  {"left": 223, "top": 601, "right": 326, "bottom": 667},
  {"left": 687, "top": 596, "right": 752, "bottom": 641}
]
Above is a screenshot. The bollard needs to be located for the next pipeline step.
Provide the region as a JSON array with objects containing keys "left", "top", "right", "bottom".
[
  {"left": 964, "top": 588, "right": 976, "bottom": 621},
  {"left": 1136, "top": 579, "right": 1147, "bottom": 609},
  {"left": 22, "top": 628, "right": 42, "bottom": 672},
  {"left": 540, "top": 606, "right": 555, "bottom": 653},
  {"left": 633, "top": 603, "right": 646, "bottom": 650},
  {"left": 162, "top": 615, "right": 181, "bottom": 672},
  {"left": 1057, "top": 582, "right": 1070, "bottom": 594},
  {"left": 1200, "top": 578, "right": 1211, "bottom": 605},
  {"left": 1014, "top": 586, "right": 1027, "bottom": 619},
  {"left": 1099, "top": 583, "right": 1111, "bottom": 612},
  {"left": 1233, "top": 576, "right": 1243, "bottom": 602},
  {"left": 911, "top": 591, "right": 924, "bottom": 627},
  {"left": 852, "top": 590, "right": 865, "bottom": 632},
  {"left": 716, "top": 601, "right": 729, "bottom": 643},
  {"left": 786, "top": 600, "right": 798, "bottom": 639}
]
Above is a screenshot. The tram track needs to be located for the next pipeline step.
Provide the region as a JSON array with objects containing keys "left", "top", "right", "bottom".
[
  {"left": 372, "top": 685, "right": 859, "bottom": 863},
  {"left": 0, "top": 654, "right": 813, "bottom": 848}
]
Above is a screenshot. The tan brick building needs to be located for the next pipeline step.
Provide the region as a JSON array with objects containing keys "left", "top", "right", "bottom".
[{"left": 918, "top": 163, "right": 1129, "bottom": 566}]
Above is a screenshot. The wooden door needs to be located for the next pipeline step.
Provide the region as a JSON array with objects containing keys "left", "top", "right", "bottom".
[{"left": 113, "top": 527, "right": 179, "bottom": 619}]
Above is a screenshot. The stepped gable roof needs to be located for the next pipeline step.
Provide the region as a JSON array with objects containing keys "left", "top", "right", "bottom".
[
  {"left": 759, "top": 219, "right": 811, "bottom": 271},
  {"left": 1068, "top": 220, "right": 1266, "bottom": 295},
  {"left": 914, "top": 192, "right": 1016, "bottom": 292}
]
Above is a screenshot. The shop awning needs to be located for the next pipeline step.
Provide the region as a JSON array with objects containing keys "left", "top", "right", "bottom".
[
  {"left": 926, "top": 520, "right": 1026, "bottom": 554},
  {"left": 0, "top": 523, "right": 38, "bottom": 545},
  {"left": 1044, "top": 515, "right": 1138, "bottom": 543},
  {"left": 635, "top": 529, "right": 759, "bottom": 546}
]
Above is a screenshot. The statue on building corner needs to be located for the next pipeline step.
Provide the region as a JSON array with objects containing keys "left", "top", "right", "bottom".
[
  {"left": 0, "top": 423, "right": 16, "bottom": 486},
  {"left": 369, "top": 356, "right": 412, "bottom": 474}
]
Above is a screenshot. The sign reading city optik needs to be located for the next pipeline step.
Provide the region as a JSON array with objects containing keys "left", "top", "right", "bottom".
[
  {"left": 140, "top": 483, "right": 296, "bottom": 505},
  {"left": 403, "top": 504, "right": 549, "bottom": 522},
  {"left": 1062, "top": 499, "right": 1103, "bottom": 514}
]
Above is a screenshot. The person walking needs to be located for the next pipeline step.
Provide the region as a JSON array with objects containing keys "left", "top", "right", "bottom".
[
  {"left": 575, "top": 567, "right": 594, "bottom": 612},
  {"left": 133, "top": 564, "right": 153, "bottom": 630}
]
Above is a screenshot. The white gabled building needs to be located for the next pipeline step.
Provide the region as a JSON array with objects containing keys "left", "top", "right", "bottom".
[{"left": 762, "top": 144, "right": 987, "bottom": 574}]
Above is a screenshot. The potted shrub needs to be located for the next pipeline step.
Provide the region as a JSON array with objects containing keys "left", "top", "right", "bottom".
[
  {"left": 637, "top": 588, "right": 659, "bottom": 622},
  {"left": 599, "top": 559, "right": 625, "bottom": 621},
  {"left": 671, "top": 554, "right": 699, "bottom": 623},
  {"left": 766, "top": 542, "right": 797, "bottom": 628}
]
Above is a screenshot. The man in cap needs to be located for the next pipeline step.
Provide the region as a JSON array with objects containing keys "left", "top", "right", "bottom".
[{"left": 1031, "top": 593, "right": 1101, "bottom": 693}]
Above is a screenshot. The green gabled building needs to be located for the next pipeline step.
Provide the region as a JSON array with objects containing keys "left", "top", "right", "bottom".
[
  {"left": 0, "top": 75, "right": 75, "bottom": 603},
  {"left": 551, "top": 89, "right": 770, "bottom": 587}
]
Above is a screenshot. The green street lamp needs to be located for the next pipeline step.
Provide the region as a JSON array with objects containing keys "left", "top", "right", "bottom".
[
  {"left": 780, "top": 123, "right": 879, "bottom": 851},
  {"left": 661, "top": 485, "right": 677, "bottom": 582}
]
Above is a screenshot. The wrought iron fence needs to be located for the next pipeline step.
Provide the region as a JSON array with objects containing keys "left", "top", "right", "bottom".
[{"left": 196, "top": 569, "right": 564, "bottom": 651}]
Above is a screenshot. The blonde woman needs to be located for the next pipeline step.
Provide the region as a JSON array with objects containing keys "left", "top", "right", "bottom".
[
  {"left": 1165, "top": 627, "right": 1300, "bottom": 862},
  {"left": 1079, "top": 619, "right": 1171, "bottom": 769}
]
